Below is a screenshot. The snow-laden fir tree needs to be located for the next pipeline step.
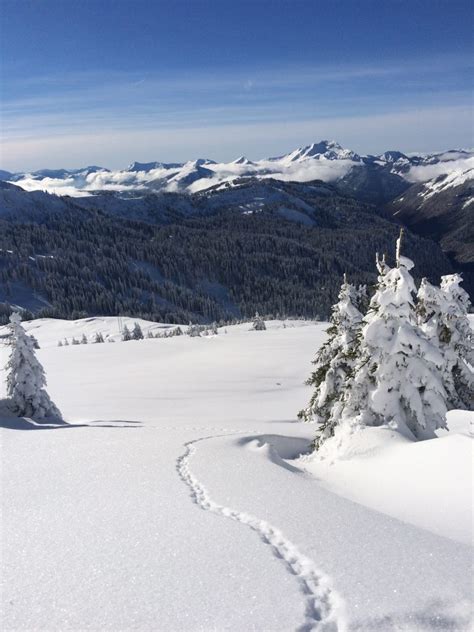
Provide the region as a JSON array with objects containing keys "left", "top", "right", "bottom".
[
  {"left": 81, "top": 333, "right": 88, "bottom": 344},
  {"left": 122, "top": 325, "right": 132, "bottom": 341},
  {"left": 71, "top": 337, "right": 80, "bottom": 345},
  {"left": 132, "top": 322, "right": 144, "bottom": 340},
  {"left": 187, "top": 322, "right": 201, "bottom": 337},
  {"left": 252, "top": 312, "right": 266, "bottom": 331},
  {"left": 417, "top": 278, "right": 457, "bottom": 408},
  {"left": 298, "top": 274, "right": 363, "bottom": 446},
  {"left": 440, "top": 274, "right": 474, "bottom": 408},
  {"left": 418, "top": 274, "right": 473, "bottom": 409},
  {"left": 336, "top": 230, "right": 448, "bottom": 444},
  {"left": 5, "top": 312, "right": 62, "bottom": 421},
  {"left": 94, "top": 331, "right": 105, "bottom": 343}
]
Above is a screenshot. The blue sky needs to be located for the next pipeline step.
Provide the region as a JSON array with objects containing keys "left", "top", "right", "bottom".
[{"left": 1, "top": 0, "right": 472, "bottom": 170}]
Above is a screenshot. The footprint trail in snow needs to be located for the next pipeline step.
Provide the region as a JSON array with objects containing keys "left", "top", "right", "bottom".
[{"left": 177, "top": 435, "right": 347, "bottom": 632}]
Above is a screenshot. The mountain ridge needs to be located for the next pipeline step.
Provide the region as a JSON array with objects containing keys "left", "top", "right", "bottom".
[{"left": 4, "top": 140, "right": 473, "bottom": 200}]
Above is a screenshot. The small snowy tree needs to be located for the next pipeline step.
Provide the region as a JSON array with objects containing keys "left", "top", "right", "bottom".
[
  {"left": 252, "top": 312, "right": 266, "bottom": 331},
  {"left": 187, "top": 322, "right": 201, "bottom": 337},
  {"left": 298, "top": 275, "right": 363, "bottom": 447},
  {"left": 57, "top": 340, "right": 63, "bottom": 347},
  {"left": 64, "top": 338, "right": 69, "bottom": 346},
  {"left": 71, "top": 337, "right": 80, "bottom": 346},
  {"left": 418, "top": 274, "right": 474, "bottom": 409},
  {"left": 132, "top": 322, "right": 144, "bottom": 340},
  {"left": 122, "top": 325, "right": 132, "bottom": 341},
  {"left": 336, "top": 231, "right": 448, "bottom": 444},
  {"left": 94, "top": 331, "right": 105, "bottom": 343},
  {"left": 30, "top": 335, "right": 40, "bottom": 349},
  {"left": 81, "top": 333, "right": 88, "bottom": 345},
  {"left": 146, "top": 329, "right": 154, "bottom": 339},
  {"left": 5, "top": 312, "right": 62, "bottom": 420}
]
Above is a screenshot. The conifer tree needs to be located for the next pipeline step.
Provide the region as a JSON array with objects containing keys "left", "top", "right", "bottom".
[
  {"left": 122, "top": 325, "right": 132, "bottom": 341},
  {"left": 81, "top": 333, "right": 88, "bottom": 344},
  {"left": 132, "top": 322, "right": 144, "bottom": 340},
  {"left": 440, "top": 274, "right": 474, "bottom": 408},
  {"left": 5, "top": 312, "right": 62, "bottom": 420},
  {"left": 298, "top": 274, "right": 363, "bottom": 447},
  {"left": 338, "top": 230, "right": 448, "bottom": 443},
  {"left": 418, "top": 274, "right": 474, "bottom": 409},
  {"left": 252, "top": 312, "right": 266, "bottom": 331},
  {"left": 94, "top": 331, "right": 105, "bottom": 343},
  {"left": 187, "top": 322, "right": 201, "bottom": 337}
]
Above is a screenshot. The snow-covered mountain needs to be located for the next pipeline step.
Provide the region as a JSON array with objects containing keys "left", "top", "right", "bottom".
[
  {"left": 5, "top": 140, "right": 473, "bottom": 201},
  {"left": 389, "top": 166, "right": 474, "bottom": 264}
]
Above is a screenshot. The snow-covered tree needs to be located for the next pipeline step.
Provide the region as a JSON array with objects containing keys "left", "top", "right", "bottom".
[
  {"left": 146, "top": 329, "right": 154, "bottom": 339},
  {"left": 94, "top": 331, "right": 105, "bottom": 343},
  {"left": 440, "top": 274, "right": 474, "bottom": 408},
  {"left": 187, "top": 322, "right": 201, "bottom": 337},
  {"left": 337, "top": 231, "right": 448, "bottom": 443},
  {"left": 5, "top": 312, "right": 62, "bottom": 421},
  {"left": 252, "top": 312, "right": 266, "bottom": 331},
  {"left": 57, "top": 340, "right": 63, "bottom": 347},
  {"left": 30, "top": 335, "right": 40, "bottom": 349},
  {"left": 71, "top": 337, "right": 80, "bottom": 345},
  {"left": 122, "top": 325, "right": 132, "bottom": 341},
  {"left": 81, "top": 333, "right": 88, "bottom": 345},
  {"left": 64, "top": 338, "right": 69, "bottom": 346},
  {"left": 298, "top": 274, "right": 363, "bottom": 446},
  {"left": 418, "top": 274, "right": 473, "bottom": 409},
  {"left": 132, "top": 322, "right": 144, "bottom": 340}
]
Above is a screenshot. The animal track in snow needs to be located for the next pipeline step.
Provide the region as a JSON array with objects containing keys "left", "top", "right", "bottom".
[{"left": 176, "top": 435, "right": 347, "bottom": 632}]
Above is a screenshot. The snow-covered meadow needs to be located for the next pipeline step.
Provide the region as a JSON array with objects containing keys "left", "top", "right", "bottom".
[{"left": 1, "top": 317, "right": 472, "bottom": 631}]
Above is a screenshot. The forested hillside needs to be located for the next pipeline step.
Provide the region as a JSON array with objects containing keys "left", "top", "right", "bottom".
[{"left": 0, "top": 180, "right": 455, "bottom": 324}]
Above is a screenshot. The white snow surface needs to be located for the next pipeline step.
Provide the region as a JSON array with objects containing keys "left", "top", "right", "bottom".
[{"left": 0, "top": 318, "right": 472, "bottom": 631}]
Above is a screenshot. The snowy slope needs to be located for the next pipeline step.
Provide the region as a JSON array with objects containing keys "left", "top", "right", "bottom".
[{"left": 0, "top": 318, "right": 472, "bottom": 631}]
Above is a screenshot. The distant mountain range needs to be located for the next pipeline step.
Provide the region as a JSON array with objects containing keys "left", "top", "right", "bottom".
[
  {"left": 0, "top": 141, "right": 472, "bottom": 322},
  {"left": 3, "top": 140, "right": 473, "bottom": 204}
]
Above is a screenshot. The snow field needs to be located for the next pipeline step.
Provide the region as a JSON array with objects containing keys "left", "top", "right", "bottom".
[{"left": 1, "top": 317, "right": 472, "bottom": 631}]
